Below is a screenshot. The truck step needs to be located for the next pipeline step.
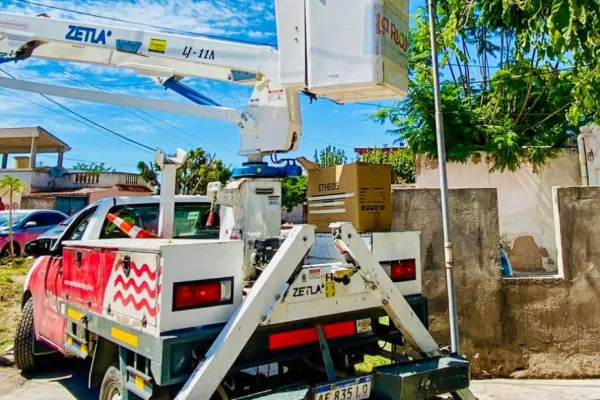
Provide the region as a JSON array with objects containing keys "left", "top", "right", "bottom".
[{"left": 371, "top": 355, "right": 470, "bottom": 399}]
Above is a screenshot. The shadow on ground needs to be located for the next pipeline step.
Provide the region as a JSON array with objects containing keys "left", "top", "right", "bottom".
[{"left": 0, "top": 358, "right": 98, "bottom": 400}]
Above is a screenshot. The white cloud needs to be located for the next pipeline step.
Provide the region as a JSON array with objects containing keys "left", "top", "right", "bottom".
[
  {"left": 4, "top": 0, "right": 275, "bottom": 39},
  {"left": 1, "top": 0, "right": 277, "bottom": 162},
  {"left": 247, "top": 30, "right": 270, "bottom": 39}
]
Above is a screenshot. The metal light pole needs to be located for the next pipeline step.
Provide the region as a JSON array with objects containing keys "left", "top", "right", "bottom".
[{"left": 427, "top": 0, "right": 460, "bottom": 354}]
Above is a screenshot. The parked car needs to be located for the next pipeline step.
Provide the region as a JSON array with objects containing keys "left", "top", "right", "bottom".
[
  {"left": 37, "top": 212, "right": 79, "bottom": 241},
  {"left": 0, "top": 210, "right": 68, "bottom": 257}
]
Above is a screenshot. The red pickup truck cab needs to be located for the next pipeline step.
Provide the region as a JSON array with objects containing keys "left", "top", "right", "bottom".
[{"left": 16, "top": 195, "right": 216, "bottom": 368}]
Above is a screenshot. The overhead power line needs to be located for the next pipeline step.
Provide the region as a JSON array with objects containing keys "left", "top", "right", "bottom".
[
  {"left": 37, "top": 154, "right": 134, "bottom": 168},
  {"left": 13, "top": 0, "right": 275, "bottom": 47},
  {"left": 0, "top": 67, "right": 155, "bottom": 153},
  {"left": 46, "top": 61, "right": 196, "bottom": 148},
  {"left": 45, "top": 61, "right": 239, "bottom": 154},
  {"left": 132, "top": 108, "right": 239, "bottom": 155},
  {"left": 0, "top": 116, "right": 14, "bottom": 127}
]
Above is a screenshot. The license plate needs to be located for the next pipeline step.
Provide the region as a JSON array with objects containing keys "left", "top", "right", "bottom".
[{"left": 314, "top": 376, "right": 372, "bottom": 400}]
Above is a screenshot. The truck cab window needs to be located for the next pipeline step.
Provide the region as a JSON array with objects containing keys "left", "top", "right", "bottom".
[
  {"left": 64, "top": 208, "right": 97, "bottom": 241},
  {"left": 101, "top": 203, "right": 219, "bottom": 239}
]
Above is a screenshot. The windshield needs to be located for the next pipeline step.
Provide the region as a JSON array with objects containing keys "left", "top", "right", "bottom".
[{"left": 0, "top": 211, "right": 29, "bottom": 228}]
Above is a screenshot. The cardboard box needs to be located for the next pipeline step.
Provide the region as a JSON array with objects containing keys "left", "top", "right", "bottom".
[{"left": 299, "top": 159, "right": 392, "bottom": 232}]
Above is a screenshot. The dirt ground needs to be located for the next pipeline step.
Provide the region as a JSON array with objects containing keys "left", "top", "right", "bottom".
[
  {"left": 0, "top": 257, "right": 31, "bottom": 350},
  {"left": 0, "top": 364, "right": 599, "bottom": 399}
]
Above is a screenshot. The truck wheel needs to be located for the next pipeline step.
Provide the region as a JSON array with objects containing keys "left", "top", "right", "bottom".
[
  {"left": 14, "top": 297, "right": 41, "bottom": 371},
  {"left": 100, "top": 364, "right": 229, "bottom": 400},
  {"left": 100, "top": 365, "right": 122, "bottom": 400}
]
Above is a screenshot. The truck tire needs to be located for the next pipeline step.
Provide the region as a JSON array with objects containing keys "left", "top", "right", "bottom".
[
  {"left": 14, "top": 297, "right": 44, "bottom": 371},
  {"left": 99, "top": 365, "right": 122, "bottom": 400},
  {"left": 99, "top": 364, "right": 229, "bottom": 400}
]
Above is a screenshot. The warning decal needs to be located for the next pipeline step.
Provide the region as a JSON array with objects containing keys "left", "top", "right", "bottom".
[
  {"left": 148, "top": 38, "right": 167, "bottom": 53},
  {"left": 268, "top": 89, "right": 284, "bottom": 101}
]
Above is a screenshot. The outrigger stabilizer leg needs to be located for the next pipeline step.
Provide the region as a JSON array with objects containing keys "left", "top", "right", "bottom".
[
  {"left": 174, "top": 222, "right": 477, "bottom": 399},
  {"left": 332, "top": 223, "right": 477, "bottom": 400}
]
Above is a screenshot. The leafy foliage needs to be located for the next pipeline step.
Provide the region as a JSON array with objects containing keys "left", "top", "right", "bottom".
[
  {"left": 357, "top": 148, "right": 416, "bottom": 184},
  {"left": 0, "top": 175, "right": 26, "bottom": 266},
  {"left": 371, "top": 0, "right": 599, "bottom": 171},
  {"left": 72, "top": 162, "right": 115, "bottom": 173},
  {"left": 314, "top": 145, "right": 347, "bottom": 167},
  {"left": 137, "top": 148, "right": 231, "bottom": 195},
  {"left": 281, "top": 175, "right": 307, "bottom": 212}
]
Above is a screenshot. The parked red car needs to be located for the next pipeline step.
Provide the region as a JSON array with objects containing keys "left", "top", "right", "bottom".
[{"left": 0, "top": 210, "right": 68, "bottom": 257}]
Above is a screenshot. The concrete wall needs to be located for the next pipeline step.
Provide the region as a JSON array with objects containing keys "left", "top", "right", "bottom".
[
  {"left": 416, "top": 150, "right": 581, "bottom": 274},
  {"left": 0, "top": 169, "right": 144, "bottom": 193},
  {"left": 393, "top": 187, "right": 600, "bottom": 378},
  {"left": 392, "top": 188, "right": 505, "bottom": 376},
  {"left": 88, "top": 188, "right": 149, "bottom": 204},
  {"left": 20, "top": 196, "right": 55, "bottom": 210}
]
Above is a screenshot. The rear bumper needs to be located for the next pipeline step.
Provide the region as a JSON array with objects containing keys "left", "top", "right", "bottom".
[
  {"left": 156, "top": 294, "right": 429, "bottom": 385},
  {"left": 62, "top": 294, "right": 430, "bottom": 387},
  {"left": 235, "top": 354, "right": 470, "bottom": 399}
]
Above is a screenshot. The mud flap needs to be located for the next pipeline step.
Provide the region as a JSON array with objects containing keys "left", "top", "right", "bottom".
[
  {"left": 371, "top": 355, "right": 470, "bottom": 399},
  {"left": 89, "top": 337, "right": 118, "bottom": 388}
]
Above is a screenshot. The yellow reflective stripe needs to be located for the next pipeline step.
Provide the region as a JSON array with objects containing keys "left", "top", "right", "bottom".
[
  {"left": 67, "top": 308, "right": 82, "bottom": 321},
  {"left": 110, "top": 327, "right": 139, "bottom": 347},
  {"left": 134, "top": 375, "right": 144, "bottom": 389}
]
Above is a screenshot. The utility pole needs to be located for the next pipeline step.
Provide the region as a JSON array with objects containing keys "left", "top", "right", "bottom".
[{"left": 427, "top": 0, "right": 460, "bottom": 354}]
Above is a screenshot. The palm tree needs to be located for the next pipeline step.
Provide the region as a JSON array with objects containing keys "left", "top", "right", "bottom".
[{"left": 0, "top": 175, "right": 25, "bottom": 265}]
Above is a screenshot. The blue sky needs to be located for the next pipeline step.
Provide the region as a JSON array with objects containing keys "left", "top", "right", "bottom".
[{"left": 0, "top": 0, "right": 424, "bottom": 172}]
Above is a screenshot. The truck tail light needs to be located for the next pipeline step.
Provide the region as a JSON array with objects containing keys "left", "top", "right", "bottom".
[
  {"left": 173, "top": 278, "right": 233, "bottom": 311},
  {"left": 268, "top": 321, "right": 356, "bottom": 350},
  {"left": 390, "top": 259, "right": 416, "bottom": 282}
]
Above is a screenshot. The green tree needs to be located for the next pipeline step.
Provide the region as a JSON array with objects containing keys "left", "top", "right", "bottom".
[
  {"left": 314, "top": 145, "right": 347, "bottom": 167},
  {"left": 358, "top": 148, "right": 416, "bottom": 184},
  {"left": 72, "top": 162, "right": 115, "bottom": 173},
  {"left": 371, "top": 0, "right": 598, "bottom": 172},
  {"left": 0, "top": 175, "right": 25, "bottom": 265},
  {"left": 137, "top": 148, "right": 231, "bottom": 195},
  {"left": 281, "top": 175, "right": 307, "bottom": 212}
]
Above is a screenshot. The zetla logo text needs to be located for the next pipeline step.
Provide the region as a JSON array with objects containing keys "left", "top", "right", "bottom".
[{"left": 66, "top": 25, "right": 112, "bottom": 45}]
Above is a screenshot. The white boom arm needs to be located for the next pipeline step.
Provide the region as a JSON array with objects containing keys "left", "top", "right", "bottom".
[
  {"left": 0, "top": 12, "right": 300, "bottom": 160},
  {"left": 0, "top": 12, "right": 278, "bottom": 84},
  {"left": 0, "top": 1, "right": 411, "bottom": 158}
]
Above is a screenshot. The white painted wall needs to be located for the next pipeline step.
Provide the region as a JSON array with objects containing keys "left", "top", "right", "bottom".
[
  {"left": 580, "top": 124, "right": 600, "bottom": 186},
  {"left": 416, "top": 150, "right": 581, "bottom": 272}
]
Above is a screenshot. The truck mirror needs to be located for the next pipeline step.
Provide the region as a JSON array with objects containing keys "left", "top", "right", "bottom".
[{"left": 25, "top": 238, "right": 53, "bottom": 257}]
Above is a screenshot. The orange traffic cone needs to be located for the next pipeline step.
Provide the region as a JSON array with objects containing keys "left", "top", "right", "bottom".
[{"left": 106, "top": 213, "right": 158, "bottom": 239}]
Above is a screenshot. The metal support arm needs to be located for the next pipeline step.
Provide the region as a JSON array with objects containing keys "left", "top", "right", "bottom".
[
  {"left": 0, "top": 76, "right": 249, "bottom": 125},
  {"left": 174, "top": 224, "right": 315, "bottom": 400},
  {"left": 161, "top": 77, "right": 221, "bottom": 107}
]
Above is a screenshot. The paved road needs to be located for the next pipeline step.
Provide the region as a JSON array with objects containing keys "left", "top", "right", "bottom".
[{"left": 1, "top": 364, "right": 600, "bottom": 399}]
